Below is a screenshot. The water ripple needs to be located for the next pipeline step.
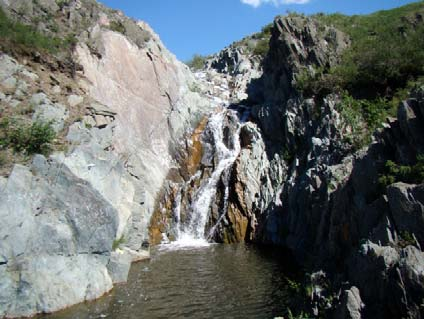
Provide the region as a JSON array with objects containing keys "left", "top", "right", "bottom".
[{"left": 42, "top": 244, "right": 300, "bottom": 319}]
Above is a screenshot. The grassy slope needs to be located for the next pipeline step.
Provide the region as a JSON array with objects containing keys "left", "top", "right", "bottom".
[
  {"left": 312, "top": 1, "right": 424, "bottom": 97},
  {"left": 0, "top": 7, "right": 72, "bottom": 55},
  {"left": 294, "top": 2, "right": 424, "bottom": 148}
]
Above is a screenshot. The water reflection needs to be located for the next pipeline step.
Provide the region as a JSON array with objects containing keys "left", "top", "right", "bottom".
[{"left": 41, "top": 244, "right": 300, "bottom": 319}]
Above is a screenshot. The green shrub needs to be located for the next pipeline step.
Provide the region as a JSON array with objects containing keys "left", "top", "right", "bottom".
[
  {"left": 0, "top": 118, "right": 56, "bottom": 155},
  {"left": 189, "top": 82, "right": 201, "bottom": 93},
  {"left": 186, "top": 54, "right": 207, "bottom": 70},
  {"left": 112, "top": 235, "right": 126, "bottom": 250},
  {"left": 56, "top": 0, "right": 69, "bottom": 9},
  {"left": 0, "top": 7, "right": 67, "bottom": 53},
  {"left": 336, "top": 94, "right": 394, "bottom": 149},
  {"left": 109, "top": 21, "right": 126, "bottom": 34},
  {"left": 378, "top": 155, "right": 424, "bottom": 188},
  {"left": 253, "top": 38, "right": 269, "bottom": 57},
  {"left": 294, "top": 66, "right": 341, "bottom": 98},
  {"left": 312, "top": 3, "right": 424, "bottom": 99},
  {"left": 399, "top": 230, "right": 417, "bottom": 248},
  {"left": 252, "top": 23, "right": 273, "bottom": 40},
  {"left": 0, "top": 151, "right": 6, "bottom": 167},
  {"left": 287, "top": 309, "right": 311, "bottom": 319}
]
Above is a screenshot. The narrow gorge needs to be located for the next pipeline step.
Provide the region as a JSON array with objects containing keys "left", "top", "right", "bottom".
[{"left": 0, "top": 1, "right": 423, "bottom": 318}]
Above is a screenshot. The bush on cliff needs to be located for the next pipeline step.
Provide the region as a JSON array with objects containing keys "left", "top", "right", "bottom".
[
  {"left": 295, "top": 3, "right": 424, "bottom": 149},
  {"left": 0, "top": 118, "right": 56, "bottom": 155},
  {"left": 253, "top": 38, "right": 269, "bottom": 57},
  {"left": 0, "top": 7, "right": 65, "bottom": 54},
  {"left": 186, "top": 54, "right": 207, "bottom": 70},
  {"left": 311, "top": 2, "right": 424, "bottom": 98},
  {"left": 379, "top": 154, "right": 424, "bottom": 188}
]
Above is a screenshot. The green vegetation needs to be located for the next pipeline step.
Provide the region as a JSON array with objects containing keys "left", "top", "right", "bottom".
[
  {"left": 336, "top": 94, "right": 396, "bottom": 149},
  {"left": 0, "top": 118, "right": 56, "bottom": 155},
  {"left": 186, "top": 54, "right": 207, "bottom": 70},
  {"left": 399, "top": 230, "right": 417, "bottom": 248},
  {"left": 295, "top": 3, "right": 424, "bottom": 149},
  {"left": 252, "top": 38, "right": 269, "bottom": 57},
  {"left": 230, "top": 23, "right": 272, "bottom": 57},
  {"left": 378, "top": 155, "right": 424, "bottom": 188},
  {"left": 109, "top": 20, "right": 126, "bottom": 34},
  {"left": 55, "top": 0, "right": 70, "bottom": 9},
  {"left": 0, "top": 151, "right": 6, "bottom": 167},
  {"left": 311, "top": 2, "right": 424, "bottom": 98},
  {"left": 188, "top": 82, "right": 201, "bottom": 93},
  {"left": 112, "top": 235, "right": 126, "bottom": 250},
  {"left": 0, "top": 7, "right": 67, "bottom": 53},
  {"left": 287, "top": 309, "right": 311, "bottom": 319},
  {"left": 251, "top": 23, "right": 272, "bottom": 57}
]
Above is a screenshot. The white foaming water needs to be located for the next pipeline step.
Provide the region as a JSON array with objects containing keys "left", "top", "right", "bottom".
[{"left": 164, "top": 110, "right": 241, "bottom": 249}]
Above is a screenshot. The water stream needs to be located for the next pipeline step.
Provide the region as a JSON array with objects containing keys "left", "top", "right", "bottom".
[
  {"left": 167, "top": 109, "right": 241, "bottom": 248},
  {"left": 38, "top": 108, "right": 305, "bottom": 319},
  {"left": 42, "top": 244, "right": 301, "bottom": 319}
]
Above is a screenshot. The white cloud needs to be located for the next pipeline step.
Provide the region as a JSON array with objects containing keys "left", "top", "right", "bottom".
[
  {"left": 241, "top": 0, "right": 310, "bottom": 7},
  {"left": 282, "top": 0, "right": 310, "bottom": 4}
]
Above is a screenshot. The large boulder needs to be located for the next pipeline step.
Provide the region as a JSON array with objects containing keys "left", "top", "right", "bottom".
[{"left": 0, "top": 161, "right": 118, "bottom": 317}]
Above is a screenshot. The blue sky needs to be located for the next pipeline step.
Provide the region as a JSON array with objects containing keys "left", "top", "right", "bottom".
[{"left": 98, "top": 0, "right": 420, "bottom": 62}]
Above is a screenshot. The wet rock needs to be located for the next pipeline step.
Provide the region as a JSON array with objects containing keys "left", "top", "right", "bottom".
[
  {"left": 0, "top": 255, "right": 112, "bottom": 318},
  {"left": 107, "top": 250, "right": 133, "bottom": 284}
]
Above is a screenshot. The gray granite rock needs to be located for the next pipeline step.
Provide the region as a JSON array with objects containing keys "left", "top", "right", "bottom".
[
  {"left": 31, "top": 93, "right": 69, "bottom": 132},
  {"left": 0, "top": 161, "right": 118, "bottom": 317},
  {"left": 107, "top": 251, "right": 133, "bottom": 284},
  {"left": 67, "top": 94, "right": 84, "bottom": 107}
]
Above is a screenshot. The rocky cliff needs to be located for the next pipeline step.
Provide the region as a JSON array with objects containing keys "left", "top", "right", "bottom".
[
  {"left": 0, "top": 0, "right": 214, "bottom": 317},
  {"left": 154, "top": 9, "right": 424, "bottom": 319},
  {"left": 224, "top": 13, "right": 424, "bottom": 319}
]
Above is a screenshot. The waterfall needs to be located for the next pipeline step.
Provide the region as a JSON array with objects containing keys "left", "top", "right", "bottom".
[{"left": 167, "top": 110, "right": 241, "bottom": 247}]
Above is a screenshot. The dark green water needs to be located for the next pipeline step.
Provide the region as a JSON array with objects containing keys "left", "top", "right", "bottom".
[{"left": 44, "top": 244, "right": 300, "bottom": 319}]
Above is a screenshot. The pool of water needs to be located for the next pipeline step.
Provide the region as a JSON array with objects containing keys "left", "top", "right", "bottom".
[{"left": 44, "top": 244, "right": 301, "bottom": 319}]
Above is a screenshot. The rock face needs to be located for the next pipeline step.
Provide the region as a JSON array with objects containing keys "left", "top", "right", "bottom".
[
  {"left": 75, "top": 18, "right": 212, "bottom": 245},
  {"left": 0, "top": 0, "right": 213, "bottom": 317},
  {"left": 0, "top": 161, "right": 116, "bottom": 317},
  {"left": 153, "top": 14, "right": 424, "bottom": 318},
  {"left": 212, "top": 15, "right": 424, "bottom": 319},
  {"left": 203, "top": 46, "right": 263, "bottom": 102}
]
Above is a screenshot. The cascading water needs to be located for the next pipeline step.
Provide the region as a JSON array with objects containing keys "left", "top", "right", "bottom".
[{"left": 166, "top": 109, "right": 241, "bottom": 247}]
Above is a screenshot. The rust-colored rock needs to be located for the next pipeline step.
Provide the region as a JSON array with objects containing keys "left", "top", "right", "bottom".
[{"left": 186, "top": 117, "right": 208, "bottom": 176}]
